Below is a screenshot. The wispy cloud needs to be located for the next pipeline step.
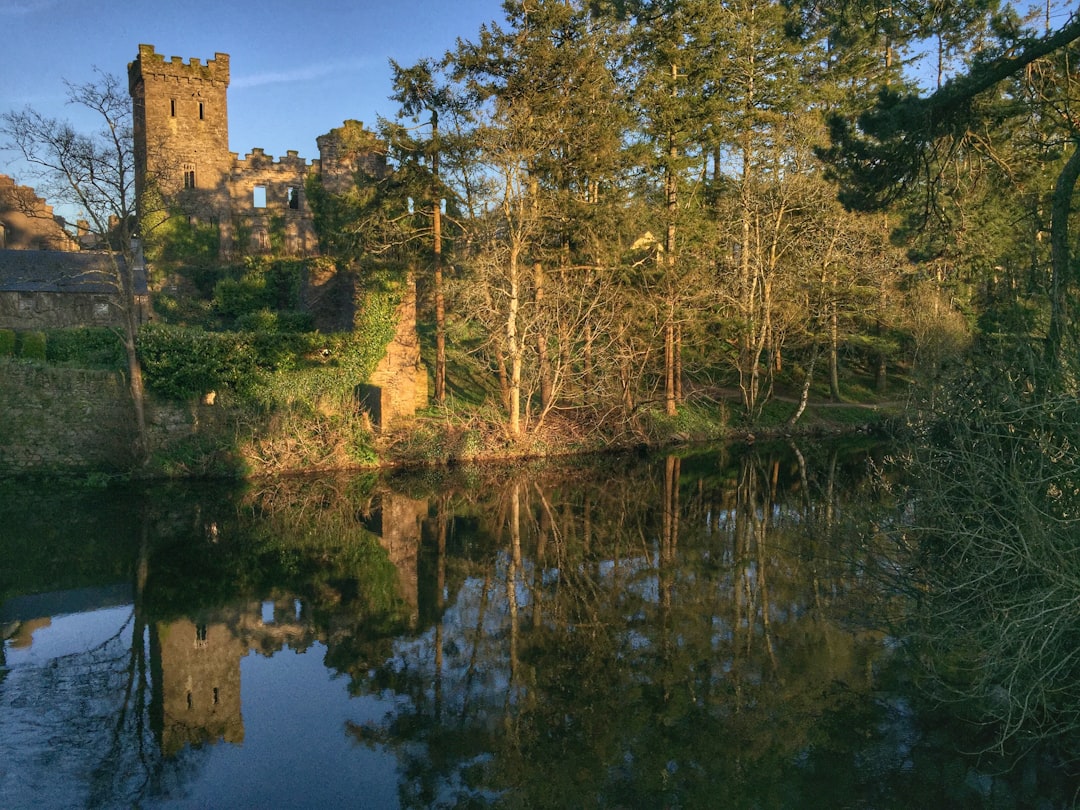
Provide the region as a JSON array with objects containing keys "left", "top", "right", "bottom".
[
  {"left": 232, "top": 58, "right": 371, "bottom": 91},
  {"left": 0, "top": 0, "right": 55, "bottom": 16}
]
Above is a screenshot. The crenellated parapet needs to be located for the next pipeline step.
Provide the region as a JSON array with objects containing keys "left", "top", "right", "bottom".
[
  {"left": 234, "top": 148, "right": 311, "bottom": 173},
  {"left": 127, "top": 44, "right": 229, "bottom": 94}
]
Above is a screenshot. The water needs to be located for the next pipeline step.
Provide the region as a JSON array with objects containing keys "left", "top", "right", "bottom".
[{"left": 0, "top": 441, "right": 1076, "bottom": 808}]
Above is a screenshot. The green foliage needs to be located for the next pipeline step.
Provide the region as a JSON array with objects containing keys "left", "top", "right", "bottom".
[
  {"left": 267, "top": 215, "right": 287, "bottom": 255},
  {"left": 137, "top": 313, "right": 397, "bottom": 413},
  {"left": 346, "top": 273, "right": 402, "bottom": 383},
  {"left": 0, "top": 329, "right": 15, "bottom": 357},
  {"left": 212, "top": 257, "right": 307, "bottom": 327},
  {"left": 639, "top": 398, "right": 729, "bottom": 443},
  {"left": 138, "top": 323, "right": 263, "bottom": 400},
  {"left": 44, "top": 328, "right": 125, "bottom": 370},
  {"left": 148, "top": 432, "right": 249, "bottom": 479},
  {"left": 152, "top": 291, "right": 215, "bottom": 326},
  {"left": 17, "top": 331, "right": 46, "bottom": 361},
  {"left": 901, "top": 355, "right": 1080, "bottom": 755},
  {"left": 146, "top": 212, "right": 220, "bottom": 266},
  {"left": 235, "top": 309, "right": 314, "bottom": 333},
  {"left": 306, "top": 174, "right": 375, "bottom": 260}
]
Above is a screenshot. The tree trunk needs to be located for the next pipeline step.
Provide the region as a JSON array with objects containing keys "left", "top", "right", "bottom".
[
  {"left": 787, "top": 350, "right": 817, "bottom": 428},
  {"left": 664, "top": 316, "right": 676, "bottom": 416},
  {"left": 829, "top": 301, "right": 842, "bottom": 401},
  {"left": 664, "top": 63, "right": 679, "bottom": 418},
  {"left": 123, "top": 322, "right": 148, "bottom": 463},
  {"left": 507, "top": 247, "right": 522, "bottom": 438},
  {"left": 535, "top": 260, "right": 552, "bottom": 410},
  {"left": 1046, "top": 137, "right": 1080, "bottom": 374},
  {"left": 583, "top": 321, "right": 594, "bottom": 393},
  {"left": 433, "top": 182, "right": 445, "bottom": 404},
  {"left": 674, "top": 323, "right": 683, "bottom": 405},
  {"left": 116, "top": 249, "right": 148, "bottom": 464},
  {"left": 431, "top": 106, "right": 446, "bottom": 404}
]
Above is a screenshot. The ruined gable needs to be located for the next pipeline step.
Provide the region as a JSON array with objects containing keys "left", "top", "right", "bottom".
[
  {"left": 315, "top": 120, "right": 388, "bottom": 196},
  {"left": 0, "top": 175, "right": 79, "bottom": 252}
]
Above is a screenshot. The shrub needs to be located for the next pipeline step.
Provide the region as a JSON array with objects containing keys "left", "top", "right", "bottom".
[
  {"left": 45, "top": 328, "right": 125, "bottom": 369},
  {"left": 0, "top": 329, "right": 15, "bottom": 357},
  {"left": 18, "top": 331, "right": 46, "bottom": 361},
  {"left": 235, "top": 309, "right": 279, "bottom": 332},
  {"left": 900, "top": 357, "right": 1080, "bottom": 756},
  {"left": 138, "top": 323, "right": 261, "bottom": 400},
  {"left": 212, "top": 258, "right": 307, "bottom": 325}
]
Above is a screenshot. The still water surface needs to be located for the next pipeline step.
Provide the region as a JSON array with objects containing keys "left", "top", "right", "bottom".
[{"left": 0, "top": 441, "right": 1074, "bottom": 808}]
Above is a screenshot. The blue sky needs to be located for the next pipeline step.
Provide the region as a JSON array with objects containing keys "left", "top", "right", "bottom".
[{"left": 0, "top": 0, "right": 505, "bottom": 191}]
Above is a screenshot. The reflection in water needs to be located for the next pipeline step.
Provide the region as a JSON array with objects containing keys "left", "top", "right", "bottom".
[
  {"left": 156, "top": 616, "right": 244, "bottom": 755},
  {"left": 0, "top": 442, "right": 1076, "bottom": 807}
]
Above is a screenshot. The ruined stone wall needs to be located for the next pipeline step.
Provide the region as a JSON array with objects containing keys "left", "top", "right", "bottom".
[
  {"left": 228, "top": 149, "right": 318, "bottom": 256},
  {"left": 364, "top": 277, "right": 428, "bottom": 426},
  {"left": 315, "top": 120, "right": 388, "bottom": 195},
  {"left": 0, "top": 175, "right": 79, "bottom": 251}
]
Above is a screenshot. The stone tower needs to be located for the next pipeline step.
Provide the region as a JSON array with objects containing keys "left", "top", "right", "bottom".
[
  {"left": 315, "top": 120, "right": 387, "bottom": 195},
  {"left": 128, "top": 44, "right": 232, "bottom": 225}
]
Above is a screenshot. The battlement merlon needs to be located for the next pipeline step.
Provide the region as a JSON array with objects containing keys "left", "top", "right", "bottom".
[
  {"left": 234, "top": 148, "right": 311, "bottom": 170},
  {"left": 128, "top": 44, "right": 230, "bottom": 93}
]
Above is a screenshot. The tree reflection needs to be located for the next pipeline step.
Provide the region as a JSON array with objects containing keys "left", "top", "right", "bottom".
[
  {"left": 338, "top": 444, "right": 930, "bottom": 807},
  {"left": 7, "top": 441, "right": 1071, "bottom": 807}
]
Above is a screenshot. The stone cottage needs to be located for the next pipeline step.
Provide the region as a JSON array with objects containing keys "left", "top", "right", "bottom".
[{"left": 0, "top": 245, "right": 150, "bottom": 330}]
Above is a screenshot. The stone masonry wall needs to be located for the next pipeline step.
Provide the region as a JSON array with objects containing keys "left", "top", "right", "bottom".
[
  {"left": 0, "top": 362, "right": 136, "bottom": 473},
  {"left": 364, "top": 278, "right": 428, "bottom": 426},
  {"left": 0, "top": 361, "right": 197, "bottom": 475},
  {"left": 0, "top": 175, "right": 80, "bottom": 251},
  {"left": 0, "top": 291, "right": 119, "bottom": 330}
]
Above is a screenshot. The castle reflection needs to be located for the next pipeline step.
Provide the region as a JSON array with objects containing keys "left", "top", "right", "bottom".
[
  {"left": 149, "top": 490, "right": 427, "bottom": 756},
  {"left": 153, "top": 615, "right": 247, "bottom": 755},
  {"left": 0, "top": 487, "right": 429, "bottom": 763}
]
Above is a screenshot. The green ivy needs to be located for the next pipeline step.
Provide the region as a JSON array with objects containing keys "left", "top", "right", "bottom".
[
  {"left": 0, "top": 329, "right": 15, "bottom": 357},
  {"left": 212, "top": 257, "right": 307, "bottom": 326},
  {"left": 344, "top": 272, "right": 402, "bottom": 384},
  {"left": 143, "top": 206, "right": 220, "bottom": 266}
]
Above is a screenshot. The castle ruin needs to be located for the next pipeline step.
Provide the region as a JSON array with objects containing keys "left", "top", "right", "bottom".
[
  {"left": 127, "top": 44, "right": 385, "bottom": 258},
  {"left": 127, "top": 45, "right": 427, "bottom": 425},
  {"left": 0, "top": 175, "right": 81, "bottom": 251}
]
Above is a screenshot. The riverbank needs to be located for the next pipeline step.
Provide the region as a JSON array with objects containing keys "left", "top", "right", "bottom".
[
  {"left": 0, "top": 357, "right": 902, "bottom": 480},
  {"left": 368, "top": 390, "right": 899, "bottom": 470}
]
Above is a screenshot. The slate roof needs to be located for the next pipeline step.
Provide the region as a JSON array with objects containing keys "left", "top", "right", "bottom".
[{"left": 0, "top": 248, "right": 148, "bottom": 295}]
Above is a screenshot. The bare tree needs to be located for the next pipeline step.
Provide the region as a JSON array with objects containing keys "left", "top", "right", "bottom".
[{"left": 2, "top": 69, "right": 149, "bottom": 462}]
